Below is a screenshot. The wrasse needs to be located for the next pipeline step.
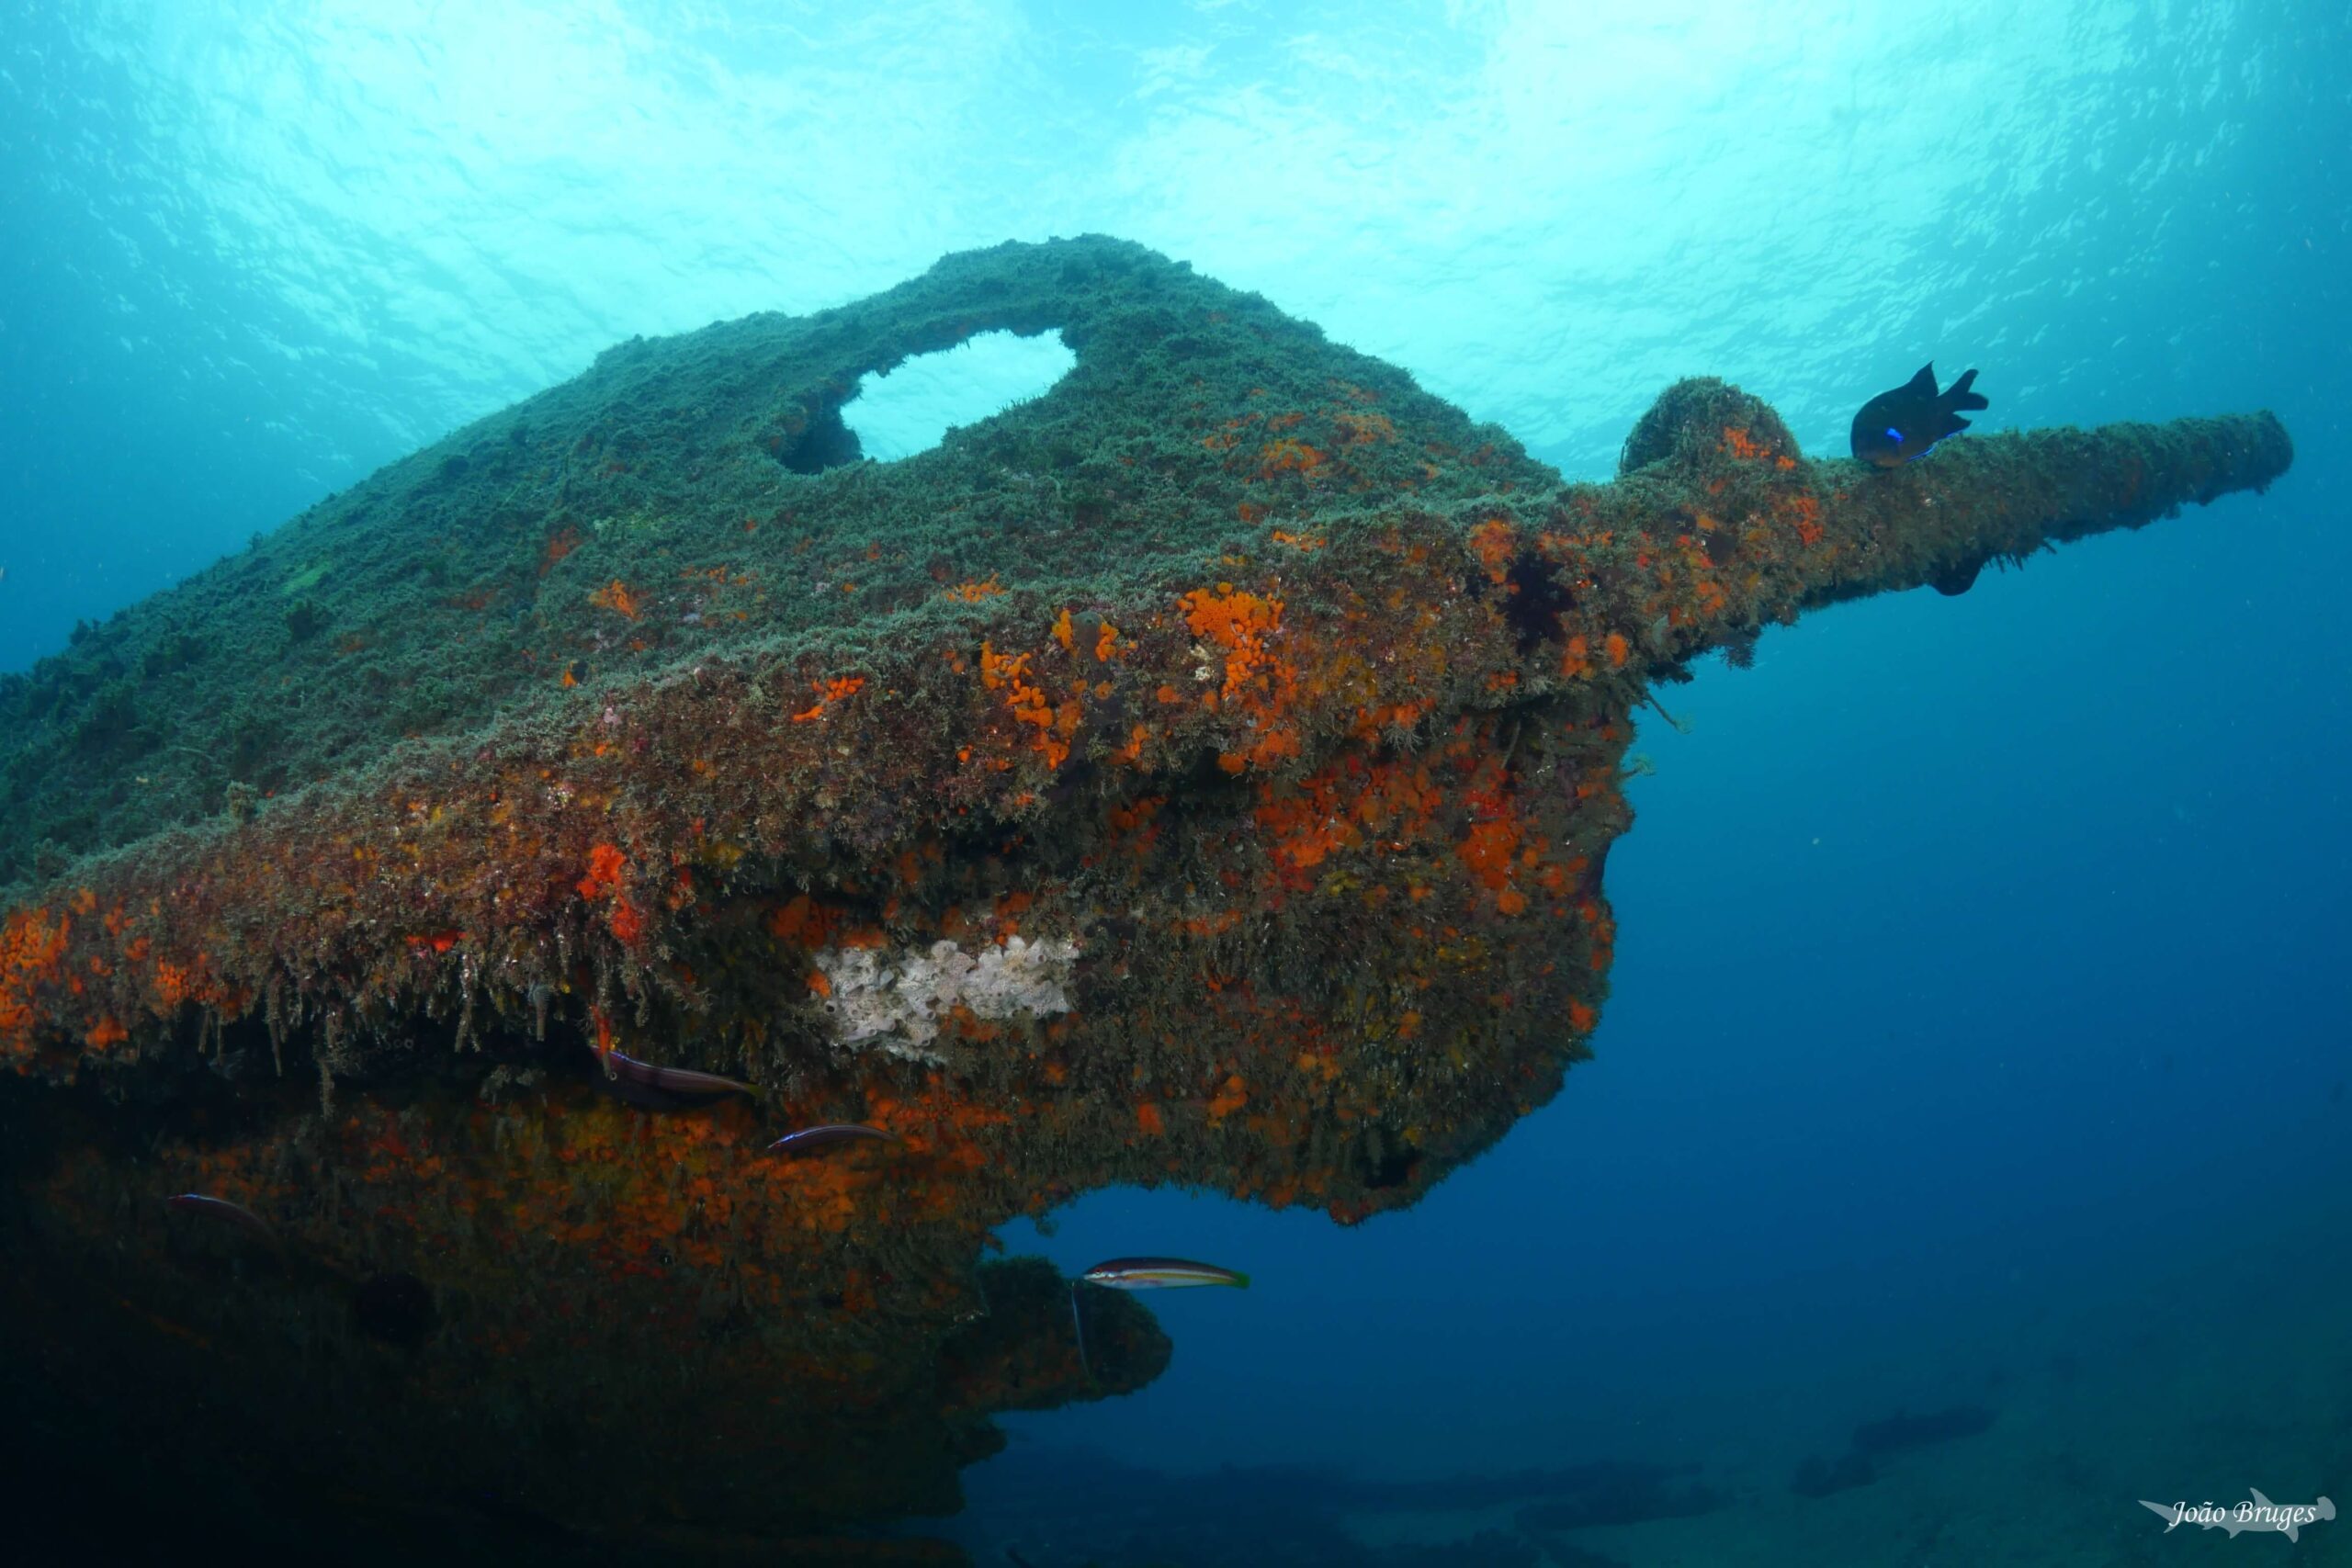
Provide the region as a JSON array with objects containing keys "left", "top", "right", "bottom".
[
  {"left": 164, "top": 1192, "right": 279, "bottom": 1247},
  {"left": 1070, "top": 1256, "right": 1250, "bottom": 1383},
  {"left": 1080, "top": 1257, "right": 1251, "bottom": 1291},
  {"left": 591, "top": 1042, "right": 756, "bottom": 1111},
  {"left": 765, "top": 1123, "right": 897, "bottom": 1156}
]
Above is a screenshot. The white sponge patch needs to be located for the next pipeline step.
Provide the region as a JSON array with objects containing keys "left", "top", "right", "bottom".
[{"left": 813, "top": 935, "right": 1080, "bottom": 1060}]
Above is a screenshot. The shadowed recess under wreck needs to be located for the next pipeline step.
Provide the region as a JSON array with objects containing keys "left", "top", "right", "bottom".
[{"left": 0, "top": 237, "right": 2291, "bottom": 1553}]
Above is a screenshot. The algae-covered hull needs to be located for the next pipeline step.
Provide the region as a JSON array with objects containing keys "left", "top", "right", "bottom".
[{"left": 0, "top": 237, "right": 2290, "bottom": 1552}]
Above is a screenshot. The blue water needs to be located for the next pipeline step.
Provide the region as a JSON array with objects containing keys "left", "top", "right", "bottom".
[{"left": 5, "top": 3, "right": 2348, "bottom": 1562}]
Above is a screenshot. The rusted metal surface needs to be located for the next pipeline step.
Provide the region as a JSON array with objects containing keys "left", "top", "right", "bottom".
[{"left": 0, "top": 237, "right": 2291, "bottom": 1548}]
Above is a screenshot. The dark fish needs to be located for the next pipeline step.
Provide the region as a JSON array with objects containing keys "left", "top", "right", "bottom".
[
  {"left": 591, "top": 1042, "right": 755, "bottom": 1111},
  {"left": 164, "top": 1192, "right": 278, "bottom": 1247},
  {"left": 1850, "top": 363, "right": 1987, "bottom": 468},
  {"left": 765, "top": 1122, "right": 898, "bottom": 1156}
]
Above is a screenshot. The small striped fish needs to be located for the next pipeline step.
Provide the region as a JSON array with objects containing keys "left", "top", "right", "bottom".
[
  {"left": 593, "top": 1043, "right": 756, "bottom": 1109},
  {"left": 766, "top": 1123, "right": 897, "bottom": 1156},
  {"left": 1080, "top": 1257, "right": 1250, "bottom": 1291},
  {"left": 1070, "top": 1257, "right": 1250, "bottom": 1384},
  {"left": 164, "top": 1192, "right": 278, "bottom": 1247}
]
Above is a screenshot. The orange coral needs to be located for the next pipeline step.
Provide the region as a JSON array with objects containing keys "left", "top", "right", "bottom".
[
  {"left": 1255, "top": 438, "right": 1324, "bottom": 479},
  {"left": 1181, "top": 586, "right": 1282, "bottom": 694},
  {"left": 1781, "top": 491, "right": 1825, "bottom": 546},
  {"left": 1456, "top": 819, "right": 1521, "bottom": 891},
  {"left": 571, "top": 841, "right": 646, "bottom": 945},
  {"left": 979, "top": 641, "right": 1075, "bottom": 770},
  {"left": 790, "top": 675, "right": 865, "bottom": 722},
  {"left": 578, "top": 842, "right": 627, "bottom": 900},
  {"left": 767, "top": 896, "right": 845, "bottom": 949},
  {"left": 1182, "top": 584, "right": 1302, "bottom": 773},
  {"left": 1202, "top": 415, "right": 1258, "bottom": 452},
  {"left": 1253, "top": 749, "right": 1444, "bottom": 879},
  {"left": 1, "top": 907, "right": 72, "bottom": 1049},
  {"left": 1467, "top": 517, "right": 1516, "bottom": 584},
  {"left": 2, "top": 908, "right": 69, "bottom": 977},
  {"left": 607, "top": 899, "right": 647, "bottom": 946},
  {"left": 1205, "top": 1075, "right": 1250, "bottom": 1122},
  {"left": 589, "top": 580, "right": 640, "bottom": 620},
  {"left": 978, "top": 641, "right": 1027, "bottom": 691}
]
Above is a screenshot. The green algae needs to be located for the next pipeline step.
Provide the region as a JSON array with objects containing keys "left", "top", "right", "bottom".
[{"left": 0, "top": 236, "right": 1547, "bottom": 886}]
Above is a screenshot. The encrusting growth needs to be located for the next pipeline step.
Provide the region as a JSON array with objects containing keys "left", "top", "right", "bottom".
[{"left": 0, "top": 238, "right": 2291, "bottom": 1550}]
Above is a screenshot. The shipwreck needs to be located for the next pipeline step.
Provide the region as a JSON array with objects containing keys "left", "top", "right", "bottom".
[{"left": 0, "top": 237, "right": 2290, "bottom": 1558}]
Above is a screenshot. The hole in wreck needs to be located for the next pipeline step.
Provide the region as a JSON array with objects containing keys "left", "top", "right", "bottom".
[
  {"left": 841, "top": 329, "right": 1077, "bottom": 461},
  {"left": 1502, "top": 556, "right": 1577, "bottom": 653},
  {"left": 776, "top": 403, "right": 863, "bottom": 475}
]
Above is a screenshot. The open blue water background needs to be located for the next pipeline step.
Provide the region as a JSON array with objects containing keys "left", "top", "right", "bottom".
[{"left": 4, "top": 2, "right": 2347, "bottom": 1556}]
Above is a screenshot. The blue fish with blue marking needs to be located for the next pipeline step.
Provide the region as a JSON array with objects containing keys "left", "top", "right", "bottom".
[{"left": 1851, "top": 363, "right": 1987, "bottom": 467}]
